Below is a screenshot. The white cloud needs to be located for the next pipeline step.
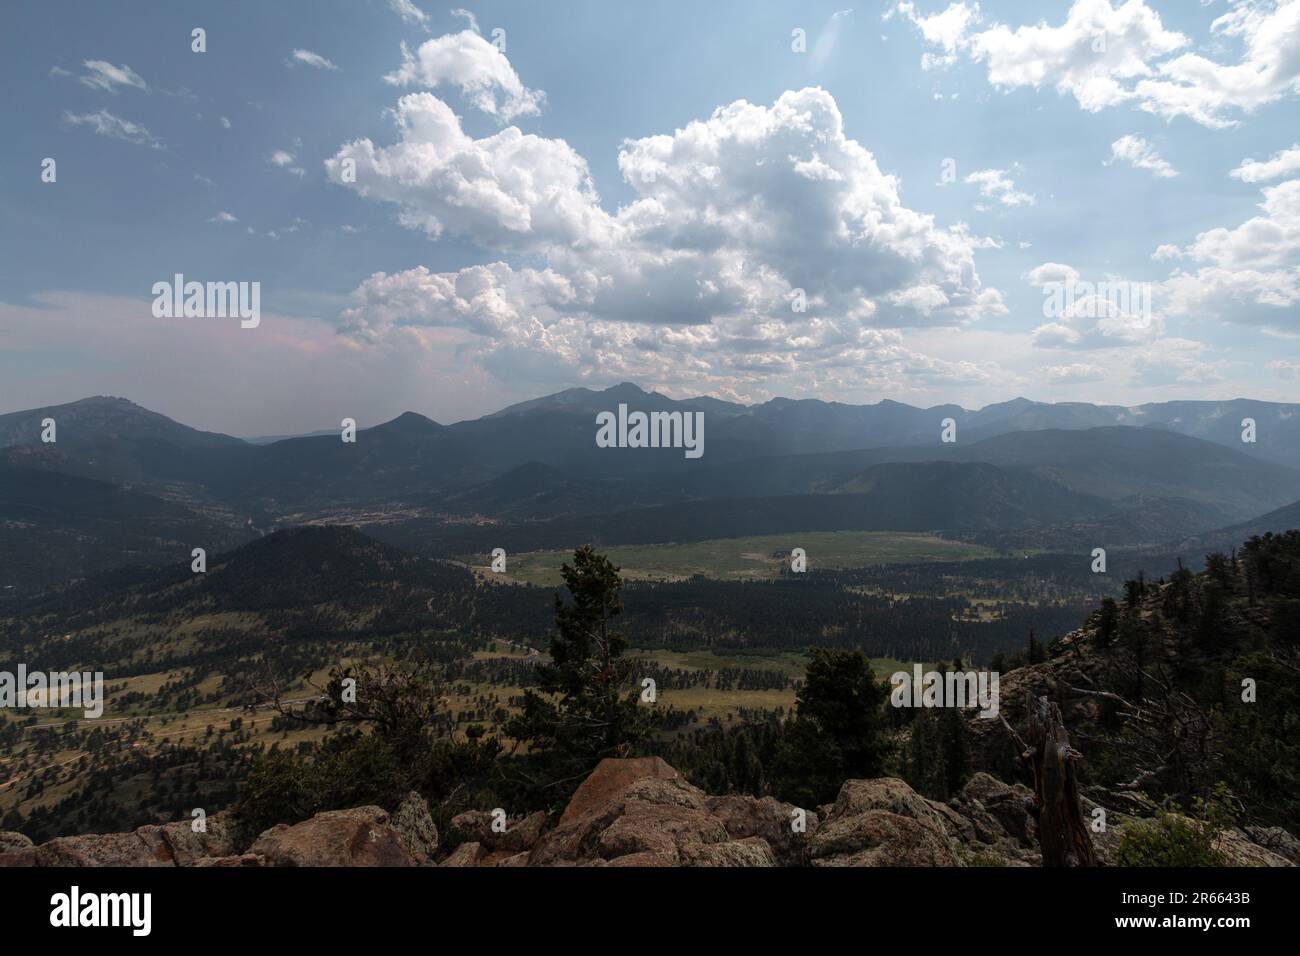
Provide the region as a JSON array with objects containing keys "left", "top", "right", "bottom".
[
  {"left": 329, "top": 84, "right": 1007, "bottom": 392},
  {"left": 219, "top": 116, "right": 232, "bottom": 129},
  {"left": 1157, "top": 178, "right": 1300, "bottom": 330},
  {"left": 269, "top": 149, "right": 305, "bottom": 177},
  {"left": 886, "top": 2, "right": 981, "bottom": 58},
  {"left": 326, "top": 92, "right": 605, "bottom": 247},
  {"left": 1106, "top": 134, "right": 1178, "bottom": 178},
  {"left": 1134, "top": 0, "right": 1300, "bottom": 128},
  {"left": 1231, "top": 144, "right": 1300, "bottom": 182},
  {"left": 1044, "top": 363, "right": 1108, "bottom": 382},
  {"left": 1029, "top": 263, "right": 1162, "bottom": 350},
  {"left": 965, "top": 168, "right": 1036, "bottom": 206},
  {"left": 208, "top": 211, "right": 238, "bottom": 223},
  {"left": 384, "top": 32, "right": 545, "bottom": 122},
  {"left": 1027, "top": 262, "right": 1080, "bottom": 286},
  {"left": 1129, "top": 340, "right": 1222, "bottom": 386},
  {"left": 894, "top": 0, "right": 1300, "bottom": 128},
  {"left": 390, "top": 0, "right": 431, "bottom": 29},
  {"left": 287, "top": 49, "right": 340, "bottom": 71},
  {"left": 451, "top": 8, "right": 479, "bottom": 33},
  {"left": 1043, "top": 178, "right": 1300, "bottom": 341},
  {"left": 63, "top": 110, "right": 163, "bottom": 149},
  {"left": 78, "top": 60, "right": 147, "bottom": 93}
]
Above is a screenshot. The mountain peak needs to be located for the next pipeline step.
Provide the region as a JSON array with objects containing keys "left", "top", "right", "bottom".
[
  {"left": 376, "top": 411, "right": 443, "bottom": 433},
  {"left": 602, "top": 382, "right": 649, "bottom": 397}
]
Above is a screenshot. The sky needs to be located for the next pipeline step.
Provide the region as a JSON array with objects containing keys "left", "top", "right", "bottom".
[{"left": 1, "top": 0, "right": 1298, "bottom": 435}]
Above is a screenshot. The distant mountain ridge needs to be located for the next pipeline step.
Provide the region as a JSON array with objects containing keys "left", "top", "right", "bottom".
[{"left": 3, "top": 384, "right": 1300, "bottom": 593}]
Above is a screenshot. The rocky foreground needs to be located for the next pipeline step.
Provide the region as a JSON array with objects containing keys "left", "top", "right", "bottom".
[{"left": 1, "top": 757, "right": 1296, "bottom": 867}]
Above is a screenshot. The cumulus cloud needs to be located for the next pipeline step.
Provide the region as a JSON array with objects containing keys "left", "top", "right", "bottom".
[
  {"left": 892, "top": 0, "right": 1300, "bottom": 128},
  {"left": 886, "top": 1, "right": 982, "bottom": 69},
  {"left": 1157, "top": 178, "right": 1300, "bottom": 330},
  {"left": 1028, "top": 262, "right": 1161, "bottom": 350},
  {"left": 328, "top": 76, "right": 1007, "bottom": 392},
  {"left": 1035, "top": 178, "right": 1300, "bottom": 345},
  {"left": 287, "top": 49, "right": 340, "bottom": 71},
  {"left": 965, "top": 168, "right": 1036, "bottom": 206},
  {"left": 63, "top": 110, "right": 163, "bottom": 149},
  {"left": 325, "top": 93, "right": 605, "bottom": 246},
  {"left": 78, "top": 60, "right": 147, "bottom": 93},
  {"left": 384, "top": 31, "right": 544, "bottom": 122},
  {"left": 1231, "top": 145, "right": 1300, "bottom": 182},
  {"left": 208, "top": 211, "right": 238, "bottom": 223},
  {"left": 1106, "top": 134, "right": 1178, "bottom": 177}
]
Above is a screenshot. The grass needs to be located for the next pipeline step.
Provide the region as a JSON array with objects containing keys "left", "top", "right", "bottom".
[{"left": 466, "top": 531, "right": 999, "bottom": 586}]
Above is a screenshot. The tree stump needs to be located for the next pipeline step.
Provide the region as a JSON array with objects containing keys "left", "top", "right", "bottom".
[{"left": 1003, "top": 694, "right": 1097, "bottom": 867}]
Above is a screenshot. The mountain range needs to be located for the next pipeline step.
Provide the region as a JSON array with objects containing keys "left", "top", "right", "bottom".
[{"left": 3, "top": 384, "right": 1299, "bottom": 592}]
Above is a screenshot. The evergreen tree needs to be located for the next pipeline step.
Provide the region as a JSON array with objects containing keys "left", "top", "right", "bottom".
[
  {"left": 1096, "top": 597, "right": 1119, "bottom": 647},
  {"left": 770, "top": 648, "right": 890, "bottom": 806},
  {"left": 505, "top": 547, "right": 658, "bottom": 779}
]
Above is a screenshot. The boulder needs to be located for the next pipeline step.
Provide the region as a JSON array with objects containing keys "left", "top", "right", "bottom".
[
  {"left": 153, "top": 813, "right": 238, "bottom": 866},
  {"left": 830, "top": 778, "right": 951, "bottom": 834},
  {"left": 440, "top": 841, "right": 486, "bottom": 867},
  {"left": 705, "top": 794, "right": 817, "bottom": 866},
  {"left": 560, "top": 757, "right": 685, "bottom": 824},
  {"left": 0, "top": 832, "right": 33, "bottom": 854},
  {"left": 531, "top": 771, "right": 728, "bottom": 866},
  {"left": 450, "top": 809, "right": 547, "bottom": 852},
  {"left": 0, "top": 848, "right": 38, "bottom": 867},
  {"left": 249, "top": 807, "right": 418, "bottom": 867},
  {"left": 1215, "top": 828, "right": 1295, "bottom": 867},
  {"left": 959, "top": 772, "right": 1037, "bottom": 846},
  {"left": 1246, "top": 826, "right": 1300, "bottom": 865},
  {"left": 810, "top": 810, "right": 957, "bottom": 866},
  {"left": 391, "top": 792, "right": 438, "bottom": 863},
  {"left": 23, "top": 831, "right": 176, "bottom": 867},
  {"left": 682, "top": 837, "right": 777, "bottom": 867}
]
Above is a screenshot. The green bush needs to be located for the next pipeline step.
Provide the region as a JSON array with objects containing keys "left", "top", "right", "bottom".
[{"left": 1116, "top": 789, "right": 1235, "bottom": 867}]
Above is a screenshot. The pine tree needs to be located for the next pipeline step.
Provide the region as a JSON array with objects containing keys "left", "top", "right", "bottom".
[{"left": 505, "top": 547, "right": 657, "bottom": 775}]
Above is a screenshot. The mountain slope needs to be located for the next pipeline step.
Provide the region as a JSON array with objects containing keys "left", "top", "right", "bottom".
[{"left": 0, "top": 464, "right": 253, "bottom": 594}]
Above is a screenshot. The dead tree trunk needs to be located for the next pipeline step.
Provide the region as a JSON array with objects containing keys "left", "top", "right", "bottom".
[{"left": 1001, "top": 694, "right": 1097, "bottom": 867}]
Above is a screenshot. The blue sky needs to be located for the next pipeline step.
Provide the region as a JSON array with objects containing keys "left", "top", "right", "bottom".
[{"left": 2, "top": 0, "right": 1298, "bottom": 434}]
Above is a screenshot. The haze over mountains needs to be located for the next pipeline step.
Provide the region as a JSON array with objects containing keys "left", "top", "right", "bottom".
[{"left": 3, "top": 383, "right": 1299, "bottom": 592}]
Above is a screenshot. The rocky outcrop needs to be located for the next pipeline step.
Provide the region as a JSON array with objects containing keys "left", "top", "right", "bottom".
[
  {"left": 0, "top": 832, "right": 33, "bottom": 854},
  {"left": 1, "top": 758, "right": 1294, "bottom": 867},
  {"left": 392, "top": 792, "right": 438, "bottom": 862},
  {"left": 529, "top": 772, "right": 731, "bottom": 866},
  {"left": 449, "top": 808, "right": 546, "bottom": 853},
  {"left": 559, "top": 756, "right": 685, "bottom": 824},
  {"left": 249, "top": 807, "right": 420, "bottom": 867},
  {"left": 705, "top": 794, "right": 817, "bottom": 866}
]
